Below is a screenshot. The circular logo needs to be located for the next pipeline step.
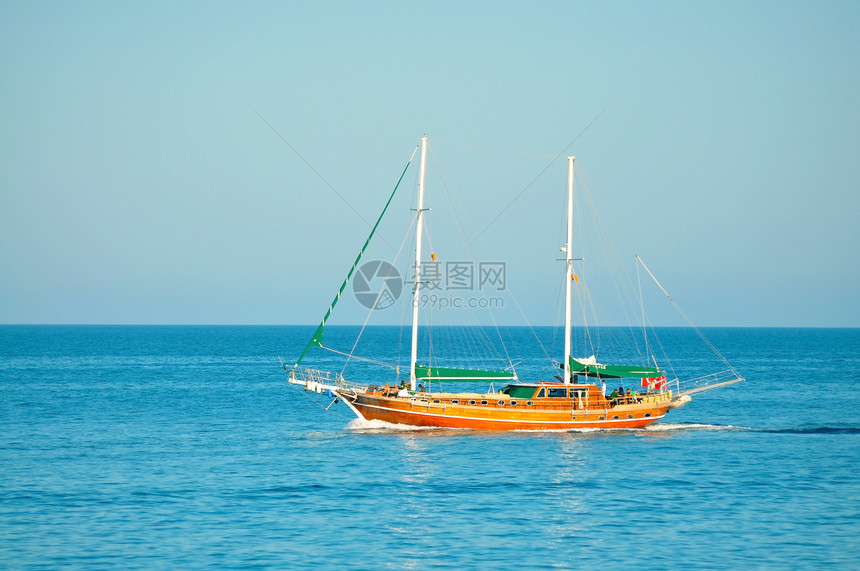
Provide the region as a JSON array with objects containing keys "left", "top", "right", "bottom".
[{"left": 353, "top": 260, "right": 402, "bottom": 310}]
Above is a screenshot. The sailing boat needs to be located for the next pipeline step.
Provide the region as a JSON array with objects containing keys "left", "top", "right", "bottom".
[{"left": 285, "top": 136, "right": 743, "bottom": 430}]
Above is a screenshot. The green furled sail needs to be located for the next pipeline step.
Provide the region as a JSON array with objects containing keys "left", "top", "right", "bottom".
[
  {"left": 568, "top": 356, "right": 662, "bottom": 379},
  {"left": 414, "top": 364, "right": 517, "bottom": 381},
  {"left": 294, "top": 151, "right": 415, "bottom": 367}
]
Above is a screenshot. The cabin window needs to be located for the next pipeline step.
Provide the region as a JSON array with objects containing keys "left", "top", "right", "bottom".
[
  {"left": 469, "top": 400, "right": 476, "bottom": 405},
  {"left": 497, "top": 400, "right": 505, "bottom": 406},
  {"left": 432, "top": 399, "right": 440, "bottom": 404},
  {"left": 570, "top": 389, "right": 587, "bottom": 399},
  {"left": 547, "top": 388, "right": 567, "bottom": 398},
  {"left": 598, "top": 416, "right": 605, "bottom": 420},
  {"left": 627, "top": 414, "right": 634, "bottom": 419},
  {"left": 480, "top": 400, "right": 488, "bottom": 406},
  {"left": 535, "top": 388, "right": 546, "bottom": 398},
  {"left": 510, "top": 401, "right": 518, "bottom": 406},
  {"left": 645, "top": 413, "right": 651, "bottom": 418},
  {"left": 613, "top": 415, "right": 619, "bottom": 420},
  {"left": 451, "top": 399, "right": 459, "bottom": 405},
  {"left": 526, "top": 401, "right": 534, "bottom": 406}
]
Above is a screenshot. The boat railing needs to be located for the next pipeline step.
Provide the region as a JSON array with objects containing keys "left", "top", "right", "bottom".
[
  {"left": 676, "top": 369, "right": 745, "bottom": 396},
  {"left": 288, "top": 366, "right": 368, "bottom": 392}
]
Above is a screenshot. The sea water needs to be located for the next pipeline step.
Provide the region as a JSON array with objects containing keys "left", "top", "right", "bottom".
[{"left": 1, "top": 325, "right": 859, "bottom": 569}]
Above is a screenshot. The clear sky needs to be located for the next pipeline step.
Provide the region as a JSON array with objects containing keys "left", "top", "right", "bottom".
[{"left": 2, "top": 1, "right": 858, "bottom": 327}]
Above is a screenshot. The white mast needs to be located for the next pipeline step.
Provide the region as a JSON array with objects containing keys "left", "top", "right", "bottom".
[
  {"left": 563, "top": 156, "right": 575, "bottom": 384},
  {"left": 410, "top": 136, "right": 428, "bottom": 390}
]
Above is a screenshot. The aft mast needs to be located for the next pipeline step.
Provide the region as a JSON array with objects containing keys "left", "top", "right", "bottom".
[
  {"left": 409, "top": 136, "right": 429, "bottom": 391},
  {"left": 563, "top": 156, "right": 575, "bottom": 384}
]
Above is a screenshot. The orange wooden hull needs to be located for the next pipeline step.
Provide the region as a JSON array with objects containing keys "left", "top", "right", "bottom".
[{"left": 342, "top": 390, "right": 671, "bottom": 431}]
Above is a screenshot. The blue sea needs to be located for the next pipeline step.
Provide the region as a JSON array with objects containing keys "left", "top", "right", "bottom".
[{"left": 2, "top": 325, "right": 859, "bottom": 569}]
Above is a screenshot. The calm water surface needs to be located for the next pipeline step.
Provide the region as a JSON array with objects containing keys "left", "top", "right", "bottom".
[{"left": 1, "top": 326, "right": 859, "bottom": 569}]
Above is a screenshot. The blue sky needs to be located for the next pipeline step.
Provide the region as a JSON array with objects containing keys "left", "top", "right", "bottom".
[{"left": 1, "top": 1, "right": 858, "bottom": 327}]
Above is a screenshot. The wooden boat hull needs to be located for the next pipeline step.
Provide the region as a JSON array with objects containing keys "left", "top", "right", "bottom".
[{"left": 342, "top": 390, "right": 670, "bottom": 431}]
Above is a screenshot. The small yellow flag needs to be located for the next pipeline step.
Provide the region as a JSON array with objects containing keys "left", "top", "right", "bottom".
[
  {"left": 572, "top": 274, "right": 578, "bottom": 281},
  {"left": 431, "top": 253, "right": 437, "bottom": 261}
]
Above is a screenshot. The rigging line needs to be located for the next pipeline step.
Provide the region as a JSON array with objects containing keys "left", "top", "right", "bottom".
[
  {"left": 636, "top": 254, "right": 672, "bottom": 301},
  {"left": 507, "top": 268, "right": 558, "bottom": 362},
  {"left": 321, "top": 345, "right": 398, "bottom": 369},
  {"left": 396, "top": 260, "right": 412, "bottom": 383},
  {"left": 426, "top": 142, "right": 515, "bottom": 373},
  {"left": 293, "top": 149, "right": 416, "bottom": 367},
  {"left": 549, "top": 196, "right": 568, "bottom": 356},
  {"left": 642, "top": 310, "right": 679, "bottom": 382},
  {"left": 478, "top": 295, "right": 516, "bottom": 374},
  {"left": 572, "top": 265, "right": 596, "bottom": 357},
  {"left": 253, "top": 108, "right": 380, "bottom": 233},
  {"left": 433, "top": 139, "right": 558, "bottom": 158},
  {"left": 426, "top": 294, "right": 434, "bottom": 369},
  {"left": 636, "top": 255, "right": 651, "bottom": 360},
  {"left": 488, "top": 220, "right": 561, "bottom": 362},
  {"left": 635, "top": 255, "right": 742, "bottom": 377},
  {"left": 341, "top": 213, "right": 417, "bottom": 375},
  {"left": 496, "top": 282, "right": 551, "bottom": 367},
  {"left": 550, "top": 262, "right": 563, "bottom": 356},
  {"left": 469, "top": 108, "right": 607, "bottom": 245},
  {"left": 576, "top": 168, "right": 650, "bottom": 363},
  {"left": 430, "top": 142, "right": 558, "bottom": 375},
  {"left": 428, "top": 143, "right": 478, "bottom": 255}
]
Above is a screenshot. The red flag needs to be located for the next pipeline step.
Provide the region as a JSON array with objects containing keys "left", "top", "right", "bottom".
[{"left": 643, "top": 375, "right": 667, "bottom": 390}]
